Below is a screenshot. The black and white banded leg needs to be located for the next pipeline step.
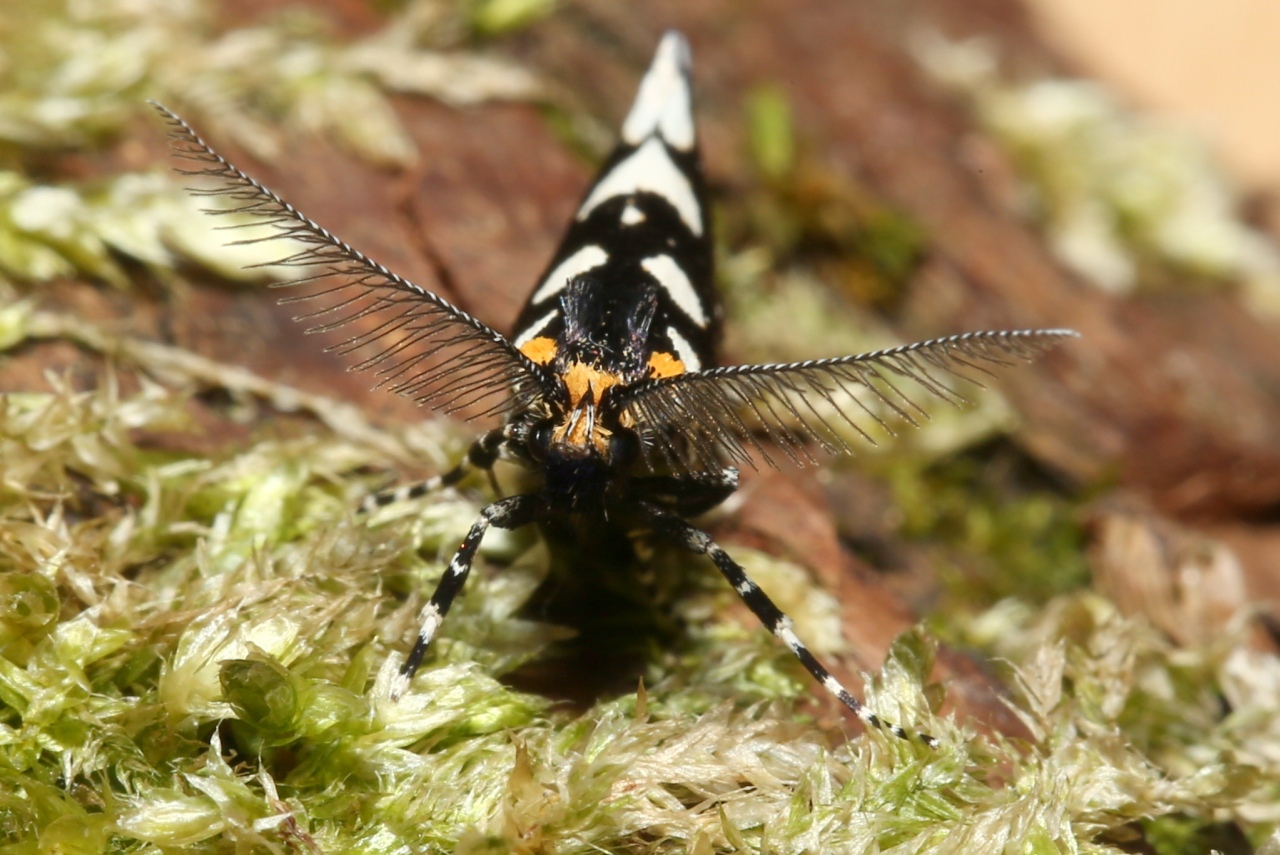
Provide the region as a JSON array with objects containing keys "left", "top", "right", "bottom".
[
  {"left": 360, "top": 465, "right": 467, "bottom": 514},
  {"left": 389, "top": 493, "right": 537, "bottom": 701},
  {"left": 361, "top": 429, "right": 506, "bottom": 514},
  {"left": 646, "top": 505, "right": 937, "bottom": 747}
]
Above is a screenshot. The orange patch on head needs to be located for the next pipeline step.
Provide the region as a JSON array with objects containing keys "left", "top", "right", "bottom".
[
  {"left": 562, "top": 361, "right": 621, "bottom": 407},
  {"left": 647, "top": 351, "right": 686, "bottom": 379},
  {"left": 552, "top": 361, "right": 624, "bottom": 452},
  {"left": 519, "top": 336, "right": 558, "bottom": 365}
]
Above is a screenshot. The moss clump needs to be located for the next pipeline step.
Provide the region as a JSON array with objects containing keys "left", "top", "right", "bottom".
[
  {"left": 468, "top": 0, "right": 556, "bottom": 37},
  {"left": 0, "top": 0, "right": 543, "bottom": 164},
  {"left": 0, "top": 0, "right": 547, "bottom": 294},
  {"left": 1, "top": 312, "right": 1276, "bottom": 852}
]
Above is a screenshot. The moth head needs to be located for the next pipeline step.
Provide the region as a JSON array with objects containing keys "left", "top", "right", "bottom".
[
  {"left": 522, "top": 403, "right": 640, "bottom": 511},
  {"left": 512, "top": 275, "right": 663, "bottom": 469},
  {"left": 524, "top": 362, "right": 639, "bottom": 465}
]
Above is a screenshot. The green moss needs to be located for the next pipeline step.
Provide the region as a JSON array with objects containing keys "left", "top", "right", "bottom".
[
  {"left": 880, "top": 449, "right": 1091, "bottom": 613},
  {"left": 468, "top": 0, "right": 556, "bottom": 37},
  {"left": 0, "top": 0, "right": 548, "bottom": 290},
  {"left": 3, "top": 316, "right": 1276, "bottom": 852},
  {"left": 1142, "top": 814, "right": 1252, "bottom": 855},
  {"left": 0, "top": 0, "right": 545, "bottom": 161},
  {"left": 746, "top": 85, "right": 797, "bottom": 183}
]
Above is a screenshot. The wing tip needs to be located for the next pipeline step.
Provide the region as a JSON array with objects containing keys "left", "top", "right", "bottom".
[
  {"left": 657, "top": 30, "right": 692, "bottom": 71},
  {"left": 621, "top": 31, "right": 696, "bottom": 151}
]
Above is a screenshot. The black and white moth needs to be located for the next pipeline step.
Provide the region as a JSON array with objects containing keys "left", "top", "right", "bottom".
[{"left": 154, "top": 31, "right": 1075, "bottom": 744}]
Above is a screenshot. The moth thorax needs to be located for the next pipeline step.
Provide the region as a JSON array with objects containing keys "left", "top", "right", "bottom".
[{"left": 539, "top": 436, "right": 620, "bottom": 513}]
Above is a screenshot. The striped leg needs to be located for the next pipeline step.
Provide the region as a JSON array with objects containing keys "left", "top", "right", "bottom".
[
  {"left": 360, "top": 467, "right": 465, "bottom": 513},
  {"left": 389, "top": 493, "right": 537, "bottom": 700},
  {"left": 647, "top": 505, "right": 937, "bottom": 746},
  {"left": 361, "top": 428, "right": 506, "bottom": 513}
]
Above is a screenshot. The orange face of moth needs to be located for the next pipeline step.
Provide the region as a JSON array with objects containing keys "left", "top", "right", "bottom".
[{"left": 518, "top": 336, "right": 686, "bottom": 454}]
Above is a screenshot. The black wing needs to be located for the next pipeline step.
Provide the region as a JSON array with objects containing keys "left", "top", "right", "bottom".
[
  {"left": 153, "top": 102, "right": 550, "bottom": 418},
  {"left": 614, "top": 329, "right": 1079, "bottom": 472},
  {"left": 509, "top": 31, "right": 719, "bottom": 377}
]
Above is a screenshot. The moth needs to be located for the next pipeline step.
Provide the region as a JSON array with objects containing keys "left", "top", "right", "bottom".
[{"left": 155, "top": 31, "right": 1074, "bottom": 744}]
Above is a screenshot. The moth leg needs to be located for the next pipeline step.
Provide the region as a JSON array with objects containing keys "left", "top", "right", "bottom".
[
  {"left": 360, "top": 467, "right": 466, "bottom": 513},
  {"left": 646, "top": 505, "right": 937, "bottom": 746},
  {"left": 466, "top": 426, "right": 508, "bottom": 496},
  {"left": 361, "top": 428, "right": 506, "bottom": 513},
  {"left": 390, "top": 493, "right": 537, "bottom": 701}
]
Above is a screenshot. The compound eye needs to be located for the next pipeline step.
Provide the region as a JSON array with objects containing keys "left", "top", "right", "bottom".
[
  {"left": 608, "top": 427, "right": 640, "bottom": 467},
  {"left": 528, "top": 419, "right": 555, "bottom": 460}
]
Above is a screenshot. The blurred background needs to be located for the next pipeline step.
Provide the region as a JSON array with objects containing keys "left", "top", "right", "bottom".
[{"left": 1032, "top": 0, "right": 1280, "bottom": 196}]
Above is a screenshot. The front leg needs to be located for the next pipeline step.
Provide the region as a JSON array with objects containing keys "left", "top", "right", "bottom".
[
  {"left": 361, "top": 428, "right": 507, "bottom": 513},
  {"left": 389, "top": 493, "right": 538, "bottom": 700},
  {"left": 644, "top": 503, "right": 937, "bottom": 746}
]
